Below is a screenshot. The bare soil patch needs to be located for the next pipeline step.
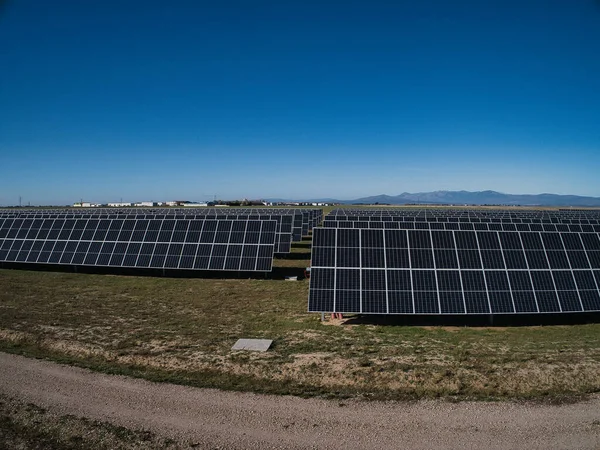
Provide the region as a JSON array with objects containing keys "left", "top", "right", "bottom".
[{"left": 1, "top": 353, "right": 600, "bottom": 450}]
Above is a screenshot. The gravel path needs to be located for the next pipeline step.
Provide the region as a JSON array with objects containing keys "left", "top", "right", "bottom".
[{"left": 0, "top": 352, "right": 599, "bottom": 449}]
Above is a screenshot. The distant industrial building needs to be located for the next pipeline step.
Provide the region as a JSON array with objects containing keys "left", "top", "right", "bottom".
[
  {"left": 164, "top": 200, "right": 212, "bottom": 207},
  {"left": 135, "top": 202, "right": 157, "bottom": 207},
  {"left": 182, "top": 202, "right": 209, "bottom": 207},
  {"left": 108, "top": 202, "right": 133, "bottom": 207},
  {"left": 73, "top": 202, "right": 100, "bottom": 207}
]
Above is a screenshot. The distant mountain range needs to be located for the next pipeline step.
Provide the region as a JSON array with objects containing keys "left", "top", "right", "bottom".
[{"left": 268, "top": 190, "right": 600, "bottom": 207}]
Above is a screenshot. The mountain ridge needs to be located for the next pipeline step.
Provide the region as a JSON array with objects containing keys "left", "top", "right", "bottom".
[{"left": 267, "top": 190, "right": 600, "bottom": 207}]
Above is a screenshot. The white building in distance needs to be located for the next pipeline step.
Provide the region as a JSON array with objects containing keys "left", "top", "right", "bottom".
[
  {"left": 135, "top": 201, "right": 156, "bottom": 207},
  {"left": 73, "top": 202, "right": 100, "bottom": 207},
  {"left": 182, "top": 202, "right": 208, "bottom": 207}
]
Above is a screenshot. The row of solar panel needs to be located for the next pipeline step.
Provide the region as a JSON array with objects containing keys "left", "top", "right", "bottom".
[
  {"left": 0, "top": 240, "right": 275, "bottom": 271},
  {"left": 310, "top": 268, "right": 600, "bottom": 313},
  {"left": 331, "top": 209, "right": 600, "bottom": 214},
  {"left": 322, "top": 220, "right": 600, "bottom": 233},
  {"left": 326, "top": 216, "right": 600, "bottom": 224},
  {"left": 329, "top": 208, "right": 600, "bottom": 217},
  {"left": 9, "top": 213, "right": 294, "bottom": 221},
  {"left": 310, "top": 285, "right": 600, "bottom": 315},
  {"left": 0, "top": 208, "right": 323, "bottom": 228},
  {"left": 0, "top": 208, "right": 320, "bottom": 215},
  {"left": 311, "top": 268, "right": 600, "bottom": 292},
  {"left": 559, "top": 209, "right": 600, "bottom": 212},
  {"left": 0, "top": 219, "right": 277, "bottom": 272},
  {"left": 0, "top": 208, "right": 323, "bottom": 242},
  {"left": 0, "top": 218, "right": 274, "bottom": 242},
  {"left": 0, "top": 216, "right": 292, "bottom": 253},
  {"left": 313, "top": 248, "right": 600, "bottom": 270},
  {"left": 308, "top": 227, "right": 600, "bottom": 314},
  {"left": 314, "top": 229, "right": 600, "bottom": 250},
  {"left": 327, "top": 215, "right": 600, "bottom": 223}
]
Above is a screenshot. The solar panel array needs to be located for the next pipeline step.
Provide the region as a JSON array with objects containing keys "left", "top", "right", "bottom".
[
  {"left": 328, "top": 213, "right": 600, "bottom": 224},
  {"left": 329, "top": 208, "right": 600, "bottom": 219},
  {"left": 0, "top": 217, "right": 277, "bottom": 272},
  {"left": 309, "top": 209, "right": 600, "bottom": 315},
  {"left": 1, "top": 213, "right": 291, "bottom": 253},
  {"left": 0, "top": 208, "right": 323, "bottom": 243},
  {"left": 0, "top": 207, "right": 324, "bottom": 274}
]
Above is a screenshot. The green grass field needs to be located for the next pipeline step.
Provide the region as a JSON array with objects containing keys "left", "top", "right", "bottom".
[{"left": 1, "top": 248, "right": 600, "bottom": 402}]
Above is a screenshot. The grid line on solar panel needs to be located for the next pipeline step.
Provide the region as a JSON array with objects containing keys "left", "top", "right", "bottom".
[
  {"left": 308, "top": 227, "right": 600, "bottom": 315},
  {"left": 0, "top": 219, "right": 277, "bottom": 272}
]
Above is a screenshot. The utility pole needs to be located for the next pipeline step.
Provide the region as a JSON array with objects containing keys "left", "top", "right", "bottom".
[{"left": 19, "top": 196, "right": 21, "bottom": 207}]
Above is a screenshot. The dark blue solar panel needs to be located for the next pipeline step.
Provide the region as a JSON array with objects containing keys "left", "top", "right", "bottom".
[
  {"left": 308, "top": 224, "right": 600, "bottom": 315},
  {"left": 0, "top": 218, "right": 276, "bottom": 272}
]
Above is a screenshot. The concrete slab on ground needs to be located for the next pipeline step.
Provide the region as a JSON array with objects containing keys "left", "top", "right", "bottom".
[{"left": 231, "top": 339, "right": 273, "bottom": 352}]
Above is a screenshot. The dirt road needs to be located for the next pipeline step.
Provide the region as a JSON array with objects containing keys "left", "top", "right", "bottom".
[{"left": 0, "top": 352, "right": 599, "bottom": 449}]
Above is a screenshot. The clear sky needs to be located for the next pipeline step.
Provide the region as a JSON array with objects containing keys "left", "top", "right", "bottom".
[{"left": 1, "top": 0, "right": 599, "bottom": 205}]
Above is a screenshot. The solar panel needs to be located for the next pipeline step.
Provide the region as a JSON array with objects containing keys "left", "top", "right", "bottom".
[
  {"left": 0, "top": 218, "right": 277, "bottom": 272},
  {"left": 308, "top": 227, "right": 600, "bottom": 315}
]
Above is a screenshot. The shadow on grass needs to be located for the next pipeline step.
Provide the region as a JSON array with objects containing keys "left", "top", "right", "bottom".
[
  {"left": 270, "top": 266, "right": 307, "bottom": 280},
  {"left": 293, "top": 243, "right": 312, "bottom": 250},
  {"left": 275, "top": 252, "right": 311, "bottom": 260},
  {"left": 339, "top": 312, "right": 600, "bottom": 327},
  {"left": 0, "top": 261, "right": 308, "bottom": 281}
]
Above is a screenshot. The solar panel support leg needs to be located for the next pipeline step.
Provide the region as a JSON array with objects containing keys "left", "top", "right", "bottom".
[
  {"left": 321, "top": 312, "right": 325, "bottom": 322},
  {"left": 489, "top": 314, "right": 494, "bottom": 326}
]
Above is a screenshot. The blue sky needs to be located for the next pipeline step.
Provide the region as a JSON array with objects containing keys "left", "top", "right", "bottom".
[{"left": 1, "top": 0, "right": 599, "bottom": 205}]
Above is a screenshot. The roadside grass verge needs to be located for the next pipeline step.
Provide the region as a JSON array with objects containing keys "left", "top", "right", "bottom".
[{"left": 1, "top": 268, "right": 599, "bottom": 402}]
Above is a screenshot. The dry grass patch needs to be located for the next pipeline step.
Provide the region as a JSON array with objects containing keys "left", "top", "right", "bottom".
[{"left": 1, "top": 268, "right": 600, "bottom": 401}]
